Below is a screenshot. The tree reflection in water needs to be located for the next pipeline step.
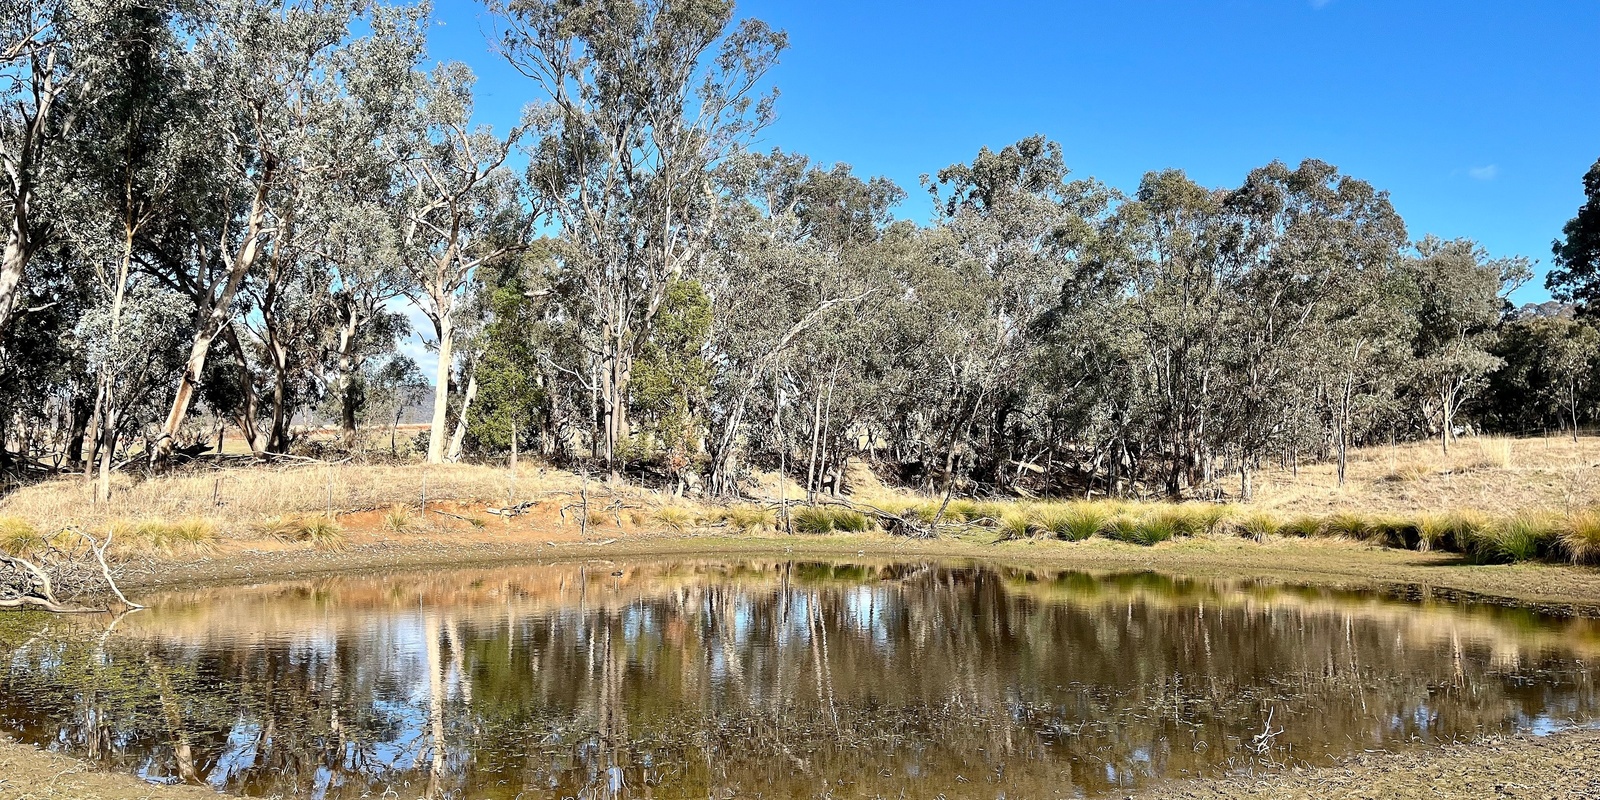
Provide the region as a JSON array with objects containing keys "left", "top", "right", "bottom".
[{"left": 2, "top": 560, "right": 1598, "bottom": 798}]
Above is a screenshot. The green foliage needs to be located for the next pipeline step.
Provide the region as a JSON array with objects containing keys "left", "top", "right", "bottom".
[{"left": 631, "top": 280, "right": 714, "bottom": 466}]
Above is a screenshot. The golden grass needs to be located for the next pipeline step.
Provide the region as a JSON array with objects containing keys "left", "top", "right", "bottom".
[
  {"left": 382, "top": 504, "right": 415, "bottom": 534},
  {"left": 0, "top": 515, "right": 41, "bottom": 556},
  {"left": 651, "top": 505, "right": 698, "bottom": 532},
  {"left": 716, "top": 505, "right": 776, "bottom": 533},
  {"left": 110, "top": 517, "right": 220, "bottom": 556},
  {"left": 1561, "top": 509, "right": 1600, "bottom": 565},
  {"left": 0, "top": 463, "right": 579, "bottom": 532}
]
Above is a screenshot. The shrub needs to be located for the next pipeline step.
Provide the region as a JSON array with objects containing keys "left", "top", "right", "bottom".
[
  {"left": 1561, "top": 509, "right": 1600, "bottom": 565},
  {"left": 1417, "top": 511, "right": 1485, "bottom": 553}
]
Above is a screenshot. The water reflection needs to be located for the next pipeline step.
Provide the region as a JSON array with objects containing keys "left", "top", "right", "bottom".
[{"left": 2, "top": 560, "right": 1598, "bottom": 798}]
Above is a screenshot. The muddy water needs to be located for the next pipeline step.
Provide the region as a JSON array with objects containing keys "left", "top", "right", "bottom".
[{"left": 2, "top": 560, "right": 1598, "bottom": 799}]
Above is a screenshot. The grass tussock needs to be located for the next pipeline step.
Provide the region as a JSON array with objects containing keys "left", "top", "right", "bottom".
[
  {"left": 112, "top": 517, "right": 220, "bottom": 555},
  {"left": 716, "top": 505, "right": 776, "bottom": 533},
  {"left": 792, "top": 505, "right": 874, "bottom": 534},
  {"left": 383, "top": 504, "right": 415, "bottom": 534},
  {"left": 1386, "top": 460, "right": 1434, "bottom": 483},
  {"left": 1560, "top": 509, "right": 1600, "bottom": 565},
  {"left": 256, "top": 514, "right": 345, "bottom": 551},
  {"left": 652, "top": 505, "right": 699, "bottom": 532},
  {"left": 0, "top": 516, "right": 42, "bottom": 556}
]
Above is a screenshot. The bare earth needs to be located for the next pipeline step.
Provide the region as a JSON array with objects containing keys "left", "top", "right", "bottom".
[{"left": 8, "top": 530, "right": 1600, "bottom": 798}]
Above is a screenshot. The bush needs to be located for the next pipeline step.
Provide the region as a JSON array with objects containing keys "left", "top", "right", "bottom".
[
  {"left": 831, "top": 508, "right": 872, "bottom": 533},
  {"left": 997, "top": 512, "right": 1032, "bottom": 540},
  {"left": 1279, "top": 516, "right": 1323, "bottom": 538}
]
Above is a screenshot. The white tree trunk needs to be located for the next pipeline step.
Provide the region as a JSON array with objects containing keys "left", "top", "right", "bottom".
[{"left": 426, "top": 315, "right": 453, "bottom": 464}]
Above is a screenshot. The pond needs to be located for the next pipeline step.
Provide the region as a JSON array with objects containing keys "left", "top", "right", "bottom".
[{"left": 1, "top": 559, "right": 1598, "bottom": 799}]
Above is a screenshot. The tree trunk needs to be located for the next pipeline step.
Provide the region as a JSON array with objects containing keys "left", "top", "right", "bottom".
[
  {"left": 1239, "top": 459, "right": 1254, "bottom": 503},
  {"left": 426, "top": 314, "right": 454, "bottom": 464},
  {"left": 336, "top": 311, "right": 361, "bottom": 446},
  {"left": 445, "top": 369, "right": 477, "bottom": 462},
  {"left": 153, "top": 177, "right": 271, "bottom": 464}
]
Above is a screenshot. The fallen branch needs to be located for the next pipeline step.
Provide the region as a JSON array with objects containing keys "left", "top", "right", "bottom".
[{"left": 0, "top": 528, "right": 143, "bottom": 613}]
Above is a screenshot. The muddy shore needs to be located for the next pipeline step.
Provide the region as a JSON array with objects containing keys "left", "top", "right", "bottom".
[{"left": 6, "top": 531, "right": 1600, "bottom": 799}]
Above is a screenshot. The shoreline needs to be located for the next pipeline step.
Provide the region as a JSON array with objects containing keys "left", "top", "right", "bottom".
[{"left": 6, "top": 530, "right": 1600, "bottom": 799}]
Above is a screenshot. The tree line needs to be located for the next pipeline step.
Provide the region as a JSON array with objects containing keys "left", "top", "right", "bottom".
[{"left": 2, "top": 0, "right": 1598, "bottom": 502}]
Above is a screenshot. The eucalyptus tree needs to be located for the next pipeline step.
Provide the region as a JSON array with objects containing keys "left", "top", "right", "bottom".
[
  {"left": 0, "top": 0, "right": 81, "bottom": 337},
  {"left": 701, "top": 150, "right": 895, "bottom": 497},
  {"left": 1548, "top": 157, "right": 1600, "bottom": 312},
  {"left": 494, "top": 0, "right": 786, "bottom": 476},
  {"left": 923, "top": 136, "right": 1109, "bottom": 491},
  {"left": 1487, "top": 313, "right": 1599, "bottom": 440},
  {"left": 1406, "top": 236, "right": 1530, "bottom": 453},
  {"left": 1099, "top": 169, "right": 1227, "bottom": 496},
  {"left": 1213, "top": 160, "right": 1407, "bottom": 497},
  {"left": 394, "top": 63, "right": 530, "bottom": 464},
  {"left": 149, "top": 0, "right": 418, "bottom": 462}
]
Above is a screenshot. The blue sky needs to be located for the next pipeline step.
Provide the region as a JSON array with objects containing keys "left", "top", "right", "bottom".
[{"left": 425, "top": 0, "right": 1600, "bottom": 308}]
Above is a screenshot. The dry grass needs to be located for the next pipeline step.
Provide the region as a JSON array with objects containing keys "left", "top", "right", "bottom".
[
  {"left": 382, "top": 504, "right": 415, "bottom": 533},
  {"left": 0, "top": 463, "right": 579, "bottom": 532}
]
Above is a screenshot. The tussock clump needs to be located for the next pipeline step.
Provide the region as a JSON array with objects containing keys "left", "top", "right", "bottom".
[
  {"left": 831, "top": 508, "right": 872, "bottom": 533},
  {"left": 717, "top": 505, "right": 776, "bottom": 533},
  {"left": 1465, "top": 514, "right": 1557, "bottom": 564},
  {"left": 792, "top": 506, "right": 834, "bottom": 534},
  {"left": 1416, "top": 512, "right": 1484, "bottom": 553},
  {"left": 1279, "top": 516, "right": 1324, "bottom": 538},
  {"left": 997, "top": 511, "right": 1033, "bottom": 540},
  {"left": 788, "top": 506, "right": 872, "bottom": 534},
  {"left": 1560, "top": 509, "right": 1600, "bottom": 565},
  {"left": 0, "top": 516, "right": 42, "bottom": 556},
  {"left": 1386, "top": 460, "right": 1434, "bottom": 483},
  {"left": 1052, "top": 502, "right": 1112, "bottom": 541},
  {"left": 652, "top": 505, "right": 698, "bottom": 532},
  {"left": 256, "top": 514, "right": 344, "bottom": 551},
  {"left": 1323, "top": 513, "right": 1374, "bottom": 541},
  {"left": 1101, "top": 515, "right": 1140, "bottom": 544},
  {"left": 1236, "top": 512, "right": 1279, "bottom": 541},
  {"left": 116, "top": 517, "right": 219, "bottom": 555},
  {"left": 383, "top": 505, "right": 415, "bottom": 533}
]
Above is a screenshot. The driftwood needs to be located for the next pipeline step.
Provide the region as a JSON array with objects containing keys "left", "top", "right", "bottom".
[{"left": 0, "top": 528, "right": 142, "bottom": 613}]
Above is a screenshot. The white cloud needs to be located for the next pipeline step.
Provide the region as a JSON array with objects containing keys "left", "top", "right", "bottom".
[{"left": 1468, "top": 165, "right": 1499, "bottom": 181}]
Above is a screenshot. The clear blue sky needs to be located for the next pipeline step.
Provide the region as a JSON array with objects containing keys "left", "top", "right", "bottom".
[{"left": 427, "top": 0, "right": 1600, "bottom": 304}]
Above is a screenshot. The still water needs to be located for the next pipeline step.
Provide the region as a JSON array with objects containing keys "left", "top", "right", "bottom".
[{"left": 2, "top": 559, "right": 1598, "bottom": 799}]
